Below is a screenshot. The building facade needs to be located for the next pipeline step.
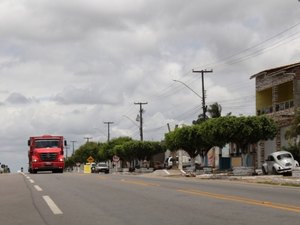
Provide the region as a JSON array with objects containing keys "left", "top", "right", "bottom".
[{"left": 250, "top": 62, "right": 300, "bottom": 167}]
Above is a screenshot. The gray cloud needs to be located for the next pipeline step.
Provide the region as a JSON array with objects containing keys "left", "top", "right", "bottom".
[
  {"left": 52, "top": 85, "right": 124, "bottom": 105},
  {"left": 5, "top": 92, "right": 31, "bottom": 104}
]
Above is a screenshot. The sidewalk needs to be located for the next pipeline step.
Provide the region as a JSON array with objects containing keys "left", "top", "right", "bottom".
[
  {"left": 143, "top": 169, "right": 300, "bottom": 186},
  {"left": 196, "top": 174, "right": 300, "bottom": 186}
]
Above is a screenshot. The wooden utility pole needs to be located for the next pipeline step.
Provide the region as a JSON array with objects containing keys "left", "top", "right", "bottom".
[
  {"left": 71, "top": 141, "right": 77, "bottom": 155},
  {"left": 104, "top": 121, "right": 114, "bottom": 142},
  {"left": 134, "top": 102, "right": 148, "bottom": 141},
  {"left": 84, "top": 137, "right": 92, "bottom": 143},
  {"left": 192, "top": 69, "right": 213, "bottom": 120}
]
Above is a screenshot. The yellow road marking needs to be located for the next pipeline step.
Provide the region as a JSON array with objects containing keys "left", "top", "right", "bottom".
[
  {"left": 177, "top": 189, "right": 300, "bottom": 214},
  {"left": 121, "top": 179, "right": 160, "bottom": 187}
]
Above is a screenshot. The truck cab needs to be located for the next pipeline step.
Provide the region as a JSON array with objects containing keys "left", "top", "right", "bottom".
[{"left": 28, "top": 135, "right": 67, "bottom": 173}]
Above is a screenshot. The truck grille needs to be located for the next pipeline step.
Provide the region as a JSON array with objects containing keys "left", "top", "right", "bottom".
[{"left": 40, "top": 153, "right": 57, "bottom": 161}]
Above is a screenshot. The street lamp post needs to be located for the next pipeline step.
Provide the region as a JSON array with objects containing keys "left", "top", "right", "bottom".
[
  {"left": 173, "top": 79, "right": 203, "bottom": 170},
  {"left": 173, "top": 79, "right": 202, "bottom": 99}
]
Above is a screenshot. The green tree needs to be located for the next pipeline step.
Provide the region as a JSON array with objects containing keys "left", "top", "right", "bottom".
[
  {"left": 207, "top": 102, "right": 222, "bottom": 118},
  {"left": 122, "top": 140, "right": 165, "bottom": 162},
  {"left": 71, "top": 141, "right": 100, "bottom": 163},
  {"left": 228, "top": 116, "right": 278, "bottom": 154},
  {"left": 165, "top": 115, "right": 278, "bottom": 166},
  {"left": 165, "top": 125, "right": 211, "bottom": 168},
  {"left": 193, "top": 102, "right": 224, "bottom": 124},
  {"left": 98, "top": 136, "right": 133, "bottom": 162}
]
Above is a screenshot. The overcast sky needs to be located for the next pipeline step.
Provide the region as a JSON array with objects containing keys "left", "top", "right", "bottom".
[{"left": 1, "top": 0, "right": 300, "bottom": 172}]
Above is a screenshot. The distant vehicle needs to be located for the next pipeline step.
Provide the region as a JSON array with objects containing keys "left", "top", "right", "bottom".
[
  {"left": 262, "top": 151, "right": 299, "bottom": 175},
  {"left": 28, "top": 135, "right": 67, "bottom": 173},
  {"left": 93, "top": 162, "right": 109, "bottom": 174},
  {"left": 90, "top": 162, "right": 96, "bottom": 173},
  {"left": 164, "top": 156, "right": 192, "bottom": 169}
]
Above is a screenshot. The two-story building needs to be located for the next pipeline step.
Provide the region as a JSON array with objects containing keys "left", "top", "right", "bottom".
[{"left": 250, "top": 62, "right": 300, "bottom": 167}]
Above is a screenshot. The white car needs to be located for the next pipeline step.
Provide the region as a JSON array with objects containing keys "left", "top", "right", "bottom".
[{"left": 262, "top": 151, "right": 299, "bottom": 175}]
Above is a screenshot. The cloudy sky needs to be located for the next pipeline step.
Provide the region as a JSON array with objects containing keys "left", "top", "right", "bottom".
[{"left": 1, "top": 0, "right": 300, "bottom": 172}]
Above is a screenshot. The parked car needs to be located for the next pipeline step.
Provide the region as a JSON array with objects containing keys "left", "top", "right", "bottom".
[
  {"left": 164, "top": 156, "right": 192, "bottom": 169},
  {"left": 93, "top": 162, "right": 109, "bottom": 174},
  {"left": 262, "top": 151, "right": 299, "bottom": 175}
]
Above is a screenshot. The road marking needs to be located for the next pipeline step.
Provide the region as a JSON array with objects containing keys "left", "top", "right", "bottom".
[
  {"left": 34, "top": 185, "right": 43, "bottom": 192},
  {"left": 29, "top": 179, "right": 35, "bottom": 184},
  {"left": 121, "top": 179, "right": 160, "bottom": 187},
  {"left": 163, "top": 169, "right": 170, "bottom": 175},
  {"left": 43, "top": 196, "right": 63, "bottom": 215},
  {"left": 177, "top": 189, "right": 300, "bottom": 214}
]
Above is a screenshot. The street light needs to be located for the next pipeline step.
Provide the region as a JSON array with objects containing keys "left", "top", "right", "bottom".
[
  {"left": 173, "top": 79, "right": 202, "bottom": 99},
  {"left": 173, "top": 79, "right": 204, "bottom": 170}
]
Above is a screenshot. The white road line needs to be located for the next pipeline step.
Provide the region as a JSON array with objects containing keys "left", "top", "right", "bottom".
[
  {"left": 34, "top": 185, "right": 43, "bottom": 192},
  {"left": 43, "top": 196, "right": 63, "bottom": 215},
  {"left": 29, "top": 179, "right": 35, "bottom": 184},
  {"left": 163, "top": 169, "right": 170, "bottom": 175}
]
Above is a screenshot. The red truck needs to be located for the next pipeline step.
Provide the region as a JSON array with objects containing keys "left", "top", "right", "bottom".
[{"left": 28, "top": 135, "right": 67, "bottom": 173}]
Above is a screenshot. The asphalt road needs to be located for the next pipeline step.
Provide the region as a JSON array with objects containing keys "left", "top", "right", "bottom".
[{"left": 1, "top": 172, "right": 300, "bottom": 225}]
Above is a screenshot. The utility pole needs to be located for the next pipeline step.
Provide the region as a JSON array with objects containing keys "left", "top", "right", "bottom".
[
  {"left": 84, "top": 137, "right": 92, "bottom": 143},
  {"left": 65, "top": 145, "right": 69, "bottom": 160},
  {"left": 192, "top": 69, "right": 213, "bottom": 120},
  {"left": 71, "top": 141, "right": 77, "bottom": 155},
  {"left": 104, "top": 121, "right": 114, "bottom": 142},
  {"left": 134, "top": 102, "right": 148, "bottom": 141}
]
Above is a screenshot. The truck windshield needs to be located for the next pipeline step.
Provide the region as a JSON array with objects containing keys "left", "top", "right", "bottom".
[{"left": 35, "top": 140, "right": 60, "bottom": 148}]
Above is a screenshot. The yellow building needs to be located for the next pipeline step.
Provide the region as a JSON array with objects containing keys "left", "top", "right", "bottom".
[{"left": 250, "top": 62, "right": 300, "bottom": 167}]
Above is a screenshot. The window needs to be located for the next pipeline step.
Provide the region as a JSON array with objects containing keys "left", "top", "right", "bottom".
[{"left": 35, "top": 140, "right": 60, "bottom": 148}]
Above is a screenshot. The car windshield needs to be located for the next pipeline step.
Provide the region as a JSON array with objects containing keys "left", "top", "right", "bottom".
[
  {"left": 277, "top": 153, "right": 292, "bottom": 160},
  {"left": 35, "top": 140, "right": 60, "bottom": 148}
]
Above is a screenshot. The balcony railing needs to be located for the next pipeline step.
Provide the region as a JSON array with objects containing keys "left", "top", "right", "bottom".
[{"left": 257, "top": 99, "right": 294, "bottom": 115}]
